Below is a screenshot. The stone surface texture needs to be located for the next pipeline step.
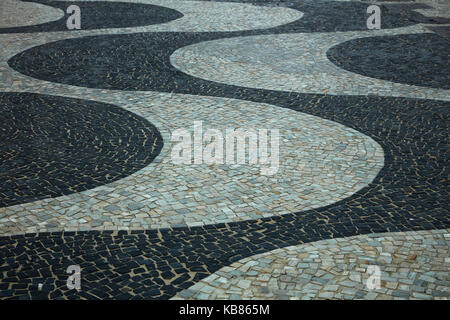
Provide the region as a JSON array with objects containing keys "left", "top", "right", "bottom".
[
  {"left": 0, "top": 0, "right": 448, "bottom": 300},
  {"left": 173, "top": 229, "right": 450, "bottom": 300}
]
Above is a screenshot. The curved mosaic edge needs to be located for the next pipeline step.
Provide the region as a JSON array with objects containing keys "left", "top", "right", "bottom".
[
  {"left": 172, "top": 229, "right": 450, "bottom": 300},
  {"left": 0, "top": 94, "right": 384, "bottom": 234},
  {"left": 0, "top": 91, "right": 385, "bottom": 235},
  {"left": 0, "top": 88, "right": 445, "bottom": 297},
  {"left": 0, "top": 91, "right": 164, "bottom": 208},
  {"left": 8, "top": 25, "right": 449, "bottom": 102},
  {"left": 170, "top": 29, "right": 450, "bottom": 100},
  {"left": 0, "top": 0, "right": 184, "bottom": 33},
  {"left": 0, "top": 0, "right": 448, "bottom": 301},
  {"left": 2, "top": 27, "right": 449, "bottom": 235},
  {"left": 29, "top": 0, "right": 441, "bottom": 33},
  {"left": 0, "top": 0, "right": 64, "bottom": 28},
  {"left": 326, "top": 33, "right": 450, "bottom": 89},
  {"left": 182, "top": 0, "right": 447, "bottom": 31},
  {"left": 0, "top": 0, "right": 304, "bottom": 35},
  {"left": 0, "top": 227, "right": 448, "bottom": 300}
]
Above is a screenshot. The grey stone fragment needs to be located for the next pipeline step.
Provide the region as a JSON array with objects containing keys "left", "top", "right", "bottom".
[{"left": 128, "top": 202, "right": 144, "bottom": 211}]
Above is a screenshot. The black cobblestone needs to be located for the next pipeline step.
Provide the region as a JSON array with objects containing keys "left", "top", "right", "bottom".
[
  {"left": 0, "top": 92, "right": 163, "bottom": 207},
  {"left": 1, "top": 0, "right": 449, "bottom": 300},
  {"left": 0, "top": 0, "right": 183, "bottom": 33}
]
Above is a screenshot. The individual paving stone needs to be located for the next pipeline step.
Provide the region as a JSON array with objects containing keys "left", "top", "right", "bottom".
[
  {"left": 0, "top": 0, "right": 183, "bottom": 33},
  {"left": 0, "top": 92, "right": 163, "bottom": 208},
  {"left": 172, "top": 229, "right": 450, "bottom": 300},
  {"left": 327, "top": 33, "right": 450, "bottom": 89}
]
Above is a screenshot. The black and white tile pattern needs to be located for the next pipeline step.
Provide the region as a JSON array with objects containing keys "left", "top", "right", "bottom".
[
  {"left": 0, "top": 0, "right": 449, "bottom": 300},
  {"left": 0, "top": 92, "right": 163, "bottom": 208},
  {"left": 0, "top": 0, "right": 183, "bottom": 33}
]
